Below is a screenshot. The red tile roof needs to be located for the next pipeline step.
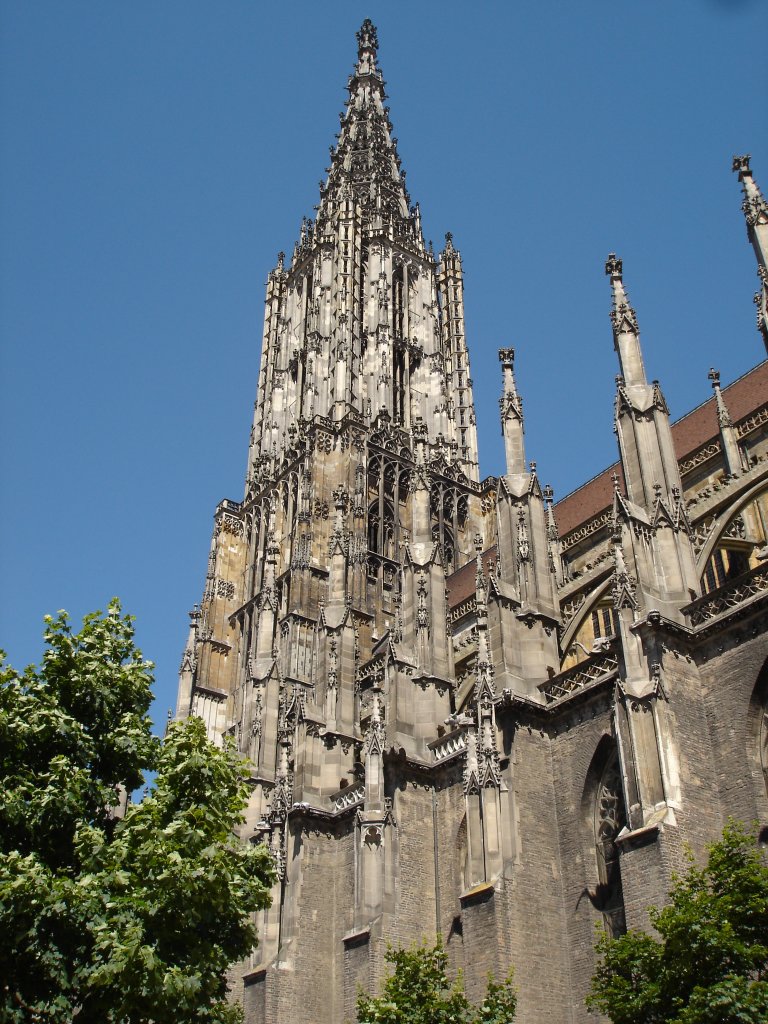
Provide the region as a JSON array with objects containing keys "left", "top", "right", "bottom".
[
  {"left": 446, "top": 546, "right": 497, "bottom": 610},
  {"left": 553, "top": 361, "right": 768, "bottom": 539}
]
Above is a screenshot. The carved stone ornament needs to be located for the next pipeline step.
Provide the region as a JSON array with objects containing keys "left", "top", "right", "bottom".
[{"left": 216, "top": 513, "right": 244, "bottom": 537}]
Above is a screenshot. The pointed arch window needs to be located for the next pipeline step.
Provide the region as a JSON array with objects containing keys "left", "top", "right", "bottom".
[
  {"left": 432, "top": 522, "right": 455, "bottom": 574},
  {"left": 430, "top": 481, "right": 467, "bottom": 572},
  {"left": 368, "top": 499, "right": 395, "bottom": 559},
  {"left": 594, "top": 750, "right": 627, "bottom": 938},
  {"left": 751, "top": 659, "right": 768, "bottom": 802}
]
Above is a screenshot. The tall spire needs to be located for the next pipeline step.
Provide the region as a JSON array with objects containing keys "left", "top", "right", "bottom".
[
  {"left": 319, "top": 19, "right": 414, "bottom": 233},
  {"left": 605, "top": 253, "right": 646, "bottom": 386},
  {"left": 732, "top": 155, "right": 768, "bottom": 353}
]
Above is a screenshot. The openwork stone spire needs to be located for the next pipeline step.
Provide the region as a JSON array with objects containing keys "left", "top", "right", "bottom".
[
  {"left": 318, "top": 19, "right": 415, "bottom": 238},
  {"left": 246, "top": 20, "right": 480, "bottom": 479}
]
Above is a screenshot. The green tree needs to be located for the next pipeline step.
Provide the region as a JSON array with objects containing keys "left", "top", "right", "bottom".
[
  {"left": 587, "top": 821, "right": 768, "bottom": 1024},
  {"left": 356, "top": 938, "right": 516, "bottom": 1024},
  {"left": 0, "top": 602, "right": 274, "bottom": 1023}
]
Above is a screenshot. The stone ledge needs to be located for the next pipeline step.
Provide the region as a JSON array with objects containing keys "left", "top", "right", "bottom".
[
  {"left": 459, "top": 880, "right": 495, "bottom": 906},
  {"left": 616, "top": 820, "right": 661, "bottom": 850},
  {"left": 242, "top": 966, "right": 267, "bottom": 986},
  {"left": 343, "top": 926, "right": 370, "bottom": 948}
]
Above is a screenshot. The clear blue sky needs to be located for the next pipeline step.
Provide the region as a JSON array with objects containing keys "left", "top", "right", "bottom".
[{"left": 2, "top": 0, "right": 766, "bottom": 730}]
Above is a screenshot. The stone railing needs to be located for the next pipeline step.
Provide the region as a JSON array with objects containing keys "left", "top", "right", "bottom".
[
  {"left": 429, "top": 729, "right": 467, "bottom": 764},
  {"left": 539, "top": 650, "right": 619, "bottom": 703},
  {"left": 683, "top": 562, "right": 768, "bottom": 627},
  {"left": 559, "top": 509, "right": 613, "bottom": 555},
  {"left": 330, "top": 784, "right": 365, "bottom": 812},
  {"left": 449, "top": 596, "right": 478, "bottom": 625},
  {"left": 679, "top": 440, "right": 721, "bottom": 477}
]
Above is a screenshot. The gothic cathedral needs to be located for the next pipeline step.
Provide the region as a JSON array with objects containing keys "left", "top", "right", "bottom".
[{"left": 176, "top": 22, "right": 768, "bottom": 1024}]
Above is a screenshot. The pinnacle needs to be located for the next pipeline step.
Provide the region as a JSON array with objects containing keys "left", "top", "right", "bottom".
[{"left": 607, "top": 254, "right": 646, "bottom": 385}]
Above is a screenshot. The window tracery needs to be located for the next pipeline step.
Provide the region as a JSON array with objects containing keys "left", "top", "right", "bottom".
[
  {"left": 594, "top": 750, "right": 627, "bottom": 939},
  {"left": 430, "top": 480, "right": 468, "bottom": 573}
]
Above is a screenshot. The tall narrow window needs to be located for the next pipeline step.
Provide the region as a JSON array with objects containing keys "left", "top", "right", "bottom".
[
  {"left": 594, "top": 750, "right": 627, "bottom": 938},
  {"left": 393, "top": 347, "right": 406, "bottom": 425},
  {"left": 368, "top": 500, "right": 395, "bottom": 559}
]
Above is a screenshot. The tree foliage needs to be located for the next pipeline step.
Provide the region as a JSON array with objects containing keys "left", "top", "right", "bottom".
[
  {"left": 587, "top": 821, "right": 768, "bottom": 1024},
  {"left": 0, "top": 602, "right": 274, "bottom": 1023},
  {"left": 356, "top": 938, "right": 516, "bottom": 1024}
]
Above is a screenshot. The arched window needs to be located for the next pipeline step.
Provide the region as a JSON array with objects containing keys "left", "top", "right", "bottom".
[
  {"left": 430, "top": 481, "right": 465, "bottom": 572},
  {"left": 761, "top": 695, "right": 768, "bottom": 800},
  {"left": 384, "top": 462, "right": 396, "bottom": 499},
  {"left": 457, "top": 494, "right": 468, "bottom": 529},
  {"left": 398, "top": 468, "right": 410, "bottom": 505},
  {"left": 368, "top": 500, "right": 395, "bottom": 559},
  {"left": 750, "top": 658, "right": 768, "bottom": 802},
  {"left": 594, "top": 749, "right": 627, "bottom": 938},
  {"left": 367, "top": 455, "right": 382, "bottom": 495},
  {"left": 432, "top": 523, "right": 455, "bottom": 574},
  {"left": 368, "top": 506, "right": 380, "bottom": 554}
]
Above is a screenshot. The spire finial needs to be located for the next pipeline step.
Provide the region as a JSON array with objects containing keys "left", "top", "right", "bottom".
[
  {"left": 356, "top": 19, "right": 378, "bottom": 58},
  {"left": 605, "top": 253, "right": 623, "bottom": 280},
  {"left": 732, "top": 154, "right": 751, "bottom": 180}
]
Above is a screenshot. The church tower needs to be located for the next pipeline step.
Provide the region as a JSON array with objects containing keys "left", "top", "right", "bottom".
[
  {"left": 176, "top": 21, "right": 495, "bottom": 1022},
  {"left": 177, "top": 21, "right": 768, "bottom": 1024}
]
